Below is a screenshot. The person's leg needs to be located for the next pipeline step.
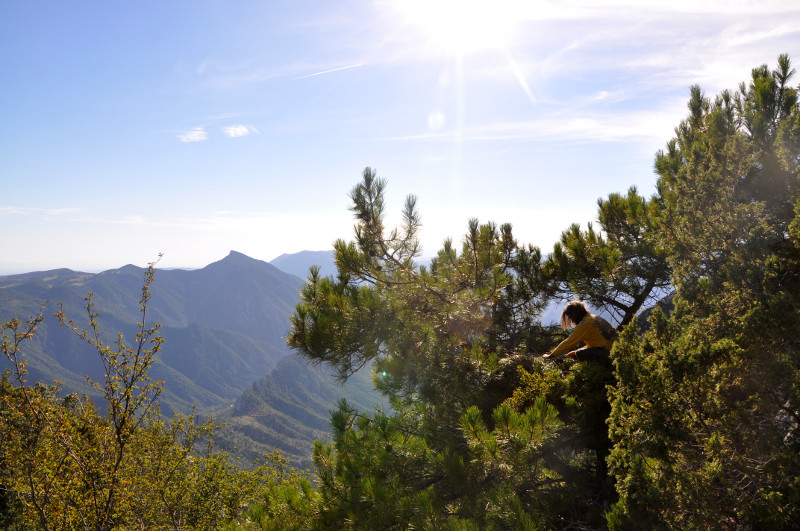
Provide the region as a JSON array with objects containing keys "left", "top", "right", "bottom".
[
  {"left": 574, "top": 347, "right": 610, "bottom": 363},
  {"left": 574, "top": 347, "right": 614, "bottom": 484}
]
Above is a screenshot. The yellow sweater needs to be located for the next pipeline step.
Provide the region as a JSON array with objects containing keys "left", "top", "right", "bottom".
[{"left": 550, "top": 314, "right": 617, "bottom": 357}]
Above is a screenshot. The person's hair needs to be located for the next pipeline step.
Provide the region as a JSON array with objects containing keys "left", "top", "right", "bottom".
[{"left": 560, "top": 300, "right": 589, "bottom": 330}]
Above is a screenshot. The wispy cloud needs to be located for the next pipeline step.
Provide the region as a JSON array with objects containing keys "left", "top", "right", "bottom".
[
  {"left": 295, "top": 62, "right": 365, "bottom": 80},
  {"left": 515, "top": 0, "right": 800, "bottom": 19},
  {"left": 509, "top": 3, "right": 799, "bottom": 77},
  {"left": 178, "top": 127, "right": 208, "bottom": 143},
  {"left": 222, "top": 125, "right": 259, "bottom": 138},
  {"left": 717, "top": 20, "right": 800, "bottom": 48},
  {"left": 380, "top": 100, "right": 686, "bottom": 149}
]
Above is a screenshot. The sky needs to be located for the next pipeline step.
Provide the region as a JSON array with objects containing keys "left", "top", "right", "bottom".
[{"left": 1, "top": 0, "right": 799, "bottom": 274}]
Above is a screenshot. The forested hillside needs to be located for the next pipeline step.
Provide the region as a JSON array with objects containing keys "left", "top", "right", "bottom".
[
  {"left": 0, "top": 251, "right": 302, "bottom": 413},
  {"left": 1, "top": 55, "right": 798, "bottom": 529},
  {"left": 211, "top": 354, "right": 388, "bottom": 470}
]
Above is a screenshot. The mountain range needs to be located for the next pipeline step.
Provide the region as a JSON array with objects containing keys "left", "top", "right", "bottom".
[
  {"left": 0, "top": 250, "right": 383, "bottom": 468},
  {"left": 269, "top": 250, "right": 338, "bottom": 280}
]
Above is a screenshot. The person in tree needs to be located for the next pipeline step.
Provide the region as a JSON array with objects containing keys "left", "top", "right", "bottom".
[{"left": 543, "top": 300, "right": 617, "bottom": 361}]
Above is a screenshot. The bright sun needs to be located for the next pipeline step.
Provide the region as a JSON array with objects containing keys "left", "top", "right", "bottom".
[{"left": 391, "top": 0, "right": 523, "bottom": 56}]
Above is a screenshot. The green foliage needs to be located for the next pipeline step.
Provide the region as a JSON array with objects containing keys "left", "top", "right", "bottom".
[
  {"left": 274, "top": 167, "right": 628, "bottom": 528},
  {"left": 289, "top": 168, "right": 550, "bottom": 419},
  {"left": 275, "top": 55, "right": 800, "bottom": 529},
  {"left": 608, "top": 54, "right": 800, "bottom": 528},
  {"left": 461, "top": 398, "right": 561, "bottom": 522},
  {"left": 242, "top": 398, "right": 560, "bottom": 530}
]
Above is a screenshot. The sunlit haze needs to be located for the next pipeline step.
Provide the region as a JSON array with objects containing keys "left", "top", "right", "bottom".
[
  {"left": 391, "top": 0, "right": 520, "bottom": 55},
  {"left": 1, "top": 0, "right": 799, "bottom": 274}
]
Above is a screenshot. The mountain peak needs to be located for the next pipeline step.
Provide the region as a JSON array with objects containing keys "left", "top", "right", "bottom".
[
  {"left": 211, "top": 250, "right": 269, "bottom": 268},
  {"left": 223, "top": 250, "right": 251, "bottom": 261},
  {"left": 203, "top": 251, "right": 284, "bottom": 277}
]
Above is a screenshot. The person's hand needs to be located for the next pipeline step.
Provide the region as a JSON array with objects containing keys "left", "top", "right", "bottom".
[
  {"left": 566, "top": 350, "right": 577, "bottom": 359},
  {"left": 542, "top": 352, "right": 552, "bottom": 359}
]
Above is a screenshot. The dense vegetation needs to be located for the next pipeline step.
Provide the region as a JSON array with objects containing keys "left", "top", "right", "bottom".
[
  {"left": 258, "top": 55, "right": 800, "bottom": 529},
  {"left": 2, "top": 55, "right": 798, "bottom": 529}
]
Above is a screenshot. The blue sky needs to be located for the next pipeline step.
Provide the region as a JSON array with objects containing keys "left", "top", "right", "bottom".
[{"left": 1, "top": 0, "right": 799, "bottom": 274}]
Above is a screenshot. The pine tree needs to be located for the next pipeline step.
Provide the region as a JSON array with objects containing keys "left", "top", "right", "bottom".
[
  {"left": 283, "top": 168, "right": 598, "bottom": 527},
  {"left": 545, "top": 187, "right": 671, "bottom": 328},
  {"left": 277, "top": 167, "right": 672, "bottom": 528},
  {"left": 608, "top": 54, "right": 800, "bottom": 528}
]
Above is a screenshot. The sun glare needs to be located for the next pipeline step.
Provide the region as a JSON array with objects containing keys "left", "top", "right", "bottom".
[{"left": 392, "top": 0, "right": 523, "bottom": 56}]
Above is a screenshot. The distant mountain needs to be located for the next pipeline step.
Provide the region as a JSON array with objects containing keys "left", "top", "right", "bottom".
[
  {"left": 270, "top": 250, "right": 337, "bottom": 280},
  {"left": 0, "top": 251, "right": 304, "bottom": 414},
  {"left": 0, "top": 251, "right": 388, "bottom": 468}
]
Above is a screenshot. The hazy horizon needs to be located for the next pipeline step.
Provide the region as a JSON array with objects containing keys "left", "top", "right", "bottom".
[{"left": 0, "top": 248, "right": 333, "bottom": 276}]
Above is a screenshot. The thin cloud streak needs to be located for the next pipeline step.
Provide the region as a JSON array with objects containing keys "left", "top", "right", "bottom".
[
  {"left": 718, "top": 21, "right": 800, "bottom": 47},
  {"left": 520, "top": 6, "right": 799, "bottom": 89},
  {"left": 295, "top": 62, "right": 365, "bottom": 79},
  {"left": 380, "top": 102, "right": 686, "bottom": 146},
  {"left": 516, "top": 0, "right": 800, "bottom": 20}
]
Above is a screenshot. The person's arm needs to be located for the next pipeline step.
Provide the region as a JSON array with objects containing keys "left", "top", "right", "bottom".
[{"left": 545, "top": 321, "right": 590, "bottom": 358}]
